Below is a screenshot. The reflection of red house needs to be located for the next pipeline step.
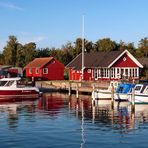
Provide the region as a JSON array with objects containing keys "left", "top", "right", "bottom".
[
  {"left": 24, "top": 57, "right": 64, "bottom": 80},
  {"left": 66, "top": 50, "right": 143, "bottom": 81},
  {"left": 38, "top": 96, "right": 64, "bottom": 116}
]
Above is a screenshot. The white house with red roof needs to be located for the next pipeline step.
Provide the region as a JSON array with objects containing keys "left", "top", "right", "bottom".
[{"left": 24, "top": 57, "right": 64, "bottom": 80}]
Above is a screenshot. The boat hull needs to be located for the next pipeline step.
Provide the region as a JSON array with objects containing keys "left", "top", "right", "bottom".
[
  {"left": 0, "top": 89, "right": 39, "bottom": 102},
  {"left": 114, "top": 93, "right": 129, "bottom": 101},
  {"left": 129, "top": 94, "right": 148, "bottom": 104},
  {"left": 92, "top": 90, "right": 112, "bottom": 100}
]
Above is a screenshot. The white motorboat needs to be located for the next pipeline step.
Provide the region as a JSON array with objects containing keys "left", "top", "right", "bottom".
[
  {"left": 128, "top": 83, "right": 148, "bottom": 104},
  {"left": 114, "top": 83, "right": 135, "bottom": 101},
  {"left": 0, "top": 77, "right": 40, "bottom": 101},
  {"left": 92, "top": 81, "right": 119, "bottom": 100}
]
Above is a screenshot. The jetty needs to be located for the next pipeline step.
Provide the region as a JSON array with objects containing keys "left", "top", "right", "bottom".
[{"left": 36, "top": 80, "right": 110, "bottom": 95}]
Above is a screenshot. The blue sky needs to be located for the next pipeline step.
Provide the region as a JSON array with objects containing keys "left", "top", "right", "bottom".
[{"left": 0, "top": 0, "right": 148, "bottom": 51}]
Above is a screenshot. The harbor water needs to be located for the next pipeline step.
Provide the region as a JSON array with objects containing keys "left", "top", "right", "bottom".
[{"left": 0, "top": 92, "right": 148, "bottom": 148}]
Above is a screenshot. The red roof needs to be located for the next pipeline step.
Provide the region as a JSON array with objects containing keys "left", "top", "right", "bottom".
[{"left": 24, "top": 57, "right": 54, "bottom": 68}]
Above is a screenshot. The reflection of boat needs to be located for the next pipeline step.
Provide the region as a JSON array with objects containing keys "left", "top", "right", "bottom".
[
  {"left": 114, "top": 83, "right": 135, "bottom": 101},
  {"left": 0, "top": 103, "right": 18, "bottom": 112},
  {"left": 0, "top": 77, "right": 40, "bottom": 101},
  {"left": 92, "top": 81, "right": 119, "bottom": 100},
  {"left": 128, "top": 84, "right": 148, "bottom": 104}
]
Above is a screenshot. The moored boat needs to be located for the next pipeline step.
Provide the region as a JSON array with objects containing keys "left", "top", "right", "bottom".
[
  {"left": 92, "top": 81, "right": 119, "bottom": 100},
  {"left": 128, "top": 83, "right": 148, "bottom": 104},
  {"left": 0, "top": 77, "right": 40, "bottom": 101},
  {"left": 114, "top": 83, "right": 135, "bottom": 101}
]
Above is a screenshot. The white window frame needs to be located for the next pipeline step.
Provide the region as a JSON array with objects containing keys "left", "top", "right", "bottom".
[
  {"left": 144, "top": 86, "right": 148, "bottom": 94},
  {"left": 43, "top": 68, "right": 48, "bottom": 74},
  {"left": 87, "top": 69, "right": 91, "bottom": 73},
  {"left": 29, "top": 68, "right": 32, "bottom": 74},
  {"left": 36, "top": 68, "right": 39, "bottom": 74}
]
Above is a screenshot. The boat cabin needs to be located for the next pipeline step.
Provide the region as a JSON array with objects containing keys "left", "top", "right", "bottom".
[
  {"left": 115, "top": 83, "right": 135, "bottom": 94},
  {"left": 134, "top": 84, "right": 148, "bottom": 94},
  {"left": 0, "top": 77, "right": 21, "bottom": 88}
]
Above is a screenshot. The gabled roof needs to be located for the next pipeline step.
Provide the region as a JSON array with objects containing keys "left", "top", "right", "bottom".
[
  {"left": 66, "top": 50, "right": 143, "bottom": 70},
  {"left": 108, "top": 50, "right": 143, "bottom": 68},
  {"left": 24, "top": 57, "right": 54, "bottom": 69}
]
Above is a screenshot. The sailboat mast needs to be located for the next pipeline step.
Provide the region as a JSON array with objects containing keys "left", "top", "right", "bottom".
[{"left": 82, "top": 15, "right": 85, "bottom": 80}]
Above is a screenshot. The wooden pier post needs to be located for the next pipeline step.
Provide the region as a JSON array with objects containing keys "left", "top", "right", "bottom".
[
  {"left": 111, "top": 84, "right": 114, "bottom": 109},
  {"left": 76, "top": 84, "right": 79, "bottom": 99},
  {"left": 92, "top": 84, "right": 95, "bottom": 106},
  {"left": 68, "top": 82, "right": 71, "bottom": 96},
  {"left": 131, "top": 88, "right": 135, "bottom": 113}
]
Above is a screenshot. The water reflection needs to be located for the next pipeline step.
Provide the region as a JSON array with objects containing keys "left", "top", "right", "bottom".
[
  {"left": 0, "top": 103, "right": 19, "bottom": 129},
  {"left": 1, "top": 93, "right": 148, "bottom": 147},
  {"left": 67, "top": 95, "right": 148, "bottom": 134},
  {"left": 0, "top": 100, "right": 37, "bottom": 129},
  {"left": 1, "top": 93, "right": 148, "bottom": 132}
]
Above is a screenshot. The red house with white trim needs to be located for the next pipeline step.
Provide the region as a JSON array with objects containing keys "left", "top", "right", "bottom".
[
  {"left": 24, "top": 57, "right": 64, "bottom": 80},
  {"left": 66, "top": 50, "right": 143, "bottom": 81}
]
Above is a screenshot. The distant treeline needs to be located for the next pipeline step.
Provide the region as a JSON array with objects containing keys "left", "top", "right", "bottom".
[{"left": 0, "top": 35, "right": 147, "bottom": 67}]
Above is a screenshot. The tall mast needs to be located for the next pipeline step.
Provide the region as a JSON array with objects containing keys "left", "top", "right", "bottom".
[{"left": 82, "top": 15, "right": 85, "bottom": 80}]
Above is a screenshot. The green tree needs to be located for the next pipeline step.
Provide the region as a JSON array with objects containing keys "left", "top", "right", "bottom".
[
  {"left": 16, "top": 43, "right": 25, "bottom": 67},
  {"left": 3, "top": 35, "right": 18, "bottom": 65},
  {"left": 95, "top": 38, "right": 118, "bottom": 52},
  {"left": 23, "top": 42, "right": 37, "bottom": 65},
  {"left": 60, "top": 42, "right": 74, "bottom": 65},
  {"left": 36, "top": 48, "right": 51, "bottom": 58},
  {"left": 73, "top": 38, "right": 83, "bottom": 57},
  {"left": 0, "top": 53, "right": 4, "bottom": 65},
  {"left": 138, "top": 37, "right": 148, "bottom": 57},
  {"left": 85, "top": 41, "right": 94, "bottom": 52},
  {"left": 118, "top": 40, "right": 126, "bottom": 51}
]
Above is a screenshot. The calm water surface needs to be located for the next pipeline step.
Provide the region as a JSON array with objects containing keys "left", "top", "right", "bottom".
[{"left": 0, "top": 93, "right": 148, "bottom": 148}]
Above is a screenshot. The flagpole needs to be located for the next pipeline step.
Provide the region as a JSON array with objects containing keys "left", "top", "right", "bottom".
[{"left": 82, "top": 15, "right": 84, "bottom": 80}]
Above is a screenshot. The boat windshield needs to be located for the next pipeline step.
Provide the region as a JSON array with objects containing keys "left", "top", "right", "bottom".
[
  {"left": 0, "top": 81, "right": 7, "bottom": 86},
  {"left": 143, "top": 86, "right": 148, "bottom": 94},
  {"left": 0, "top": 80, "right": 15, "bottom": 87},
  {"left": 135, "top": 86, "right": 142, "bottom": 91},
  {"left": 117, "top": 86, "right": 124, "bottom": 93},
  {"left": 5, "top": 81, "right": 15, "bottom": 86}
]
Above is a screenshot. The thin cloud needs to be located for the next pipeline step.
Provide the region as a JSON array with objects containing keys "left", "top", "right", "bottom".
[
  {"left": 0, "top": 2, "right": 24, "bottom": 11},
  {"left": 32, "top": 36, "right": 46, "bottom": 43},
  {"left": 20, "top": 36, "right": 46, "bottom": 44}
]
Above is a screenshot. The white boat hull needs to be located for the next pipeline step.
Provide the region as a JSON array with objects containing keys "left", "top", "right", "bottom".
[
  {"left": 129, "top": 93, "right": 148, "bottom": 104},
  {"left": 92, "top": 90, "right": 112, "bottom": 99},
  {"left": 114, "top": 93, "right": 129, "bottom": 101}
]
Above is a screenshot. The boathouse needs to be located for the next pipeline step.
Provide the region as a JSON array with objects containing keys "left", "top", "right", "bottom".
[
  {"left": 24, "top": 57, "right": 64, "bottom": 80},
  {"left": 66, "top": 50, "right": 143, "bottom": 81}
]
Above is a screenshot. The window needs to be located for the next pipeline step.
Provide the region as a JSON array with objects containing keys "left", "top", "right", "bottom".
[
  {"left": 29, "top": 68, "right": 32, "bottom": 74},
  {"left": 5, "top": 81, "right": 14, "bottom": 87},
  {"left": 87, "top": 69, "right": 91, "bottom": 73},
  {"left": 36, "top": 68, "right": 39, "bottom": 74},
  {"left": 43, "top": 68, "right": 48, "bottom": 74},
  {"left": 144, "top": 86, "right": 148, "bottom": 94},
  {"left": 98, "top": 69, "right": 101, "bottom": 78},
  {"left": 135, "top": 86, "right": 142, "bottom": 91},
  {"left": 134, "top": 85, "right": 143, "bottom": 93}
]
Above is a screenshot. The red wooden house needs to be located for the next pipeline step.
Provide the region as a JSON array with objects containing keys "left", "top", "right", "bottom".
[
  {"left": 24, "top": 57, "right": 64, "bottom": 80},
  {"left": 66, "top": 50, "right": 143, "bottom": 81}
]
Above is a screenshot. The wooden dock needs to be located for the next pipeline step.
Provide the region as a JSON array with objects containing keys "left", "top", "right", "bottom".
[{"left": 36, "top": 80, "right": 110, "bottom": 95}]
